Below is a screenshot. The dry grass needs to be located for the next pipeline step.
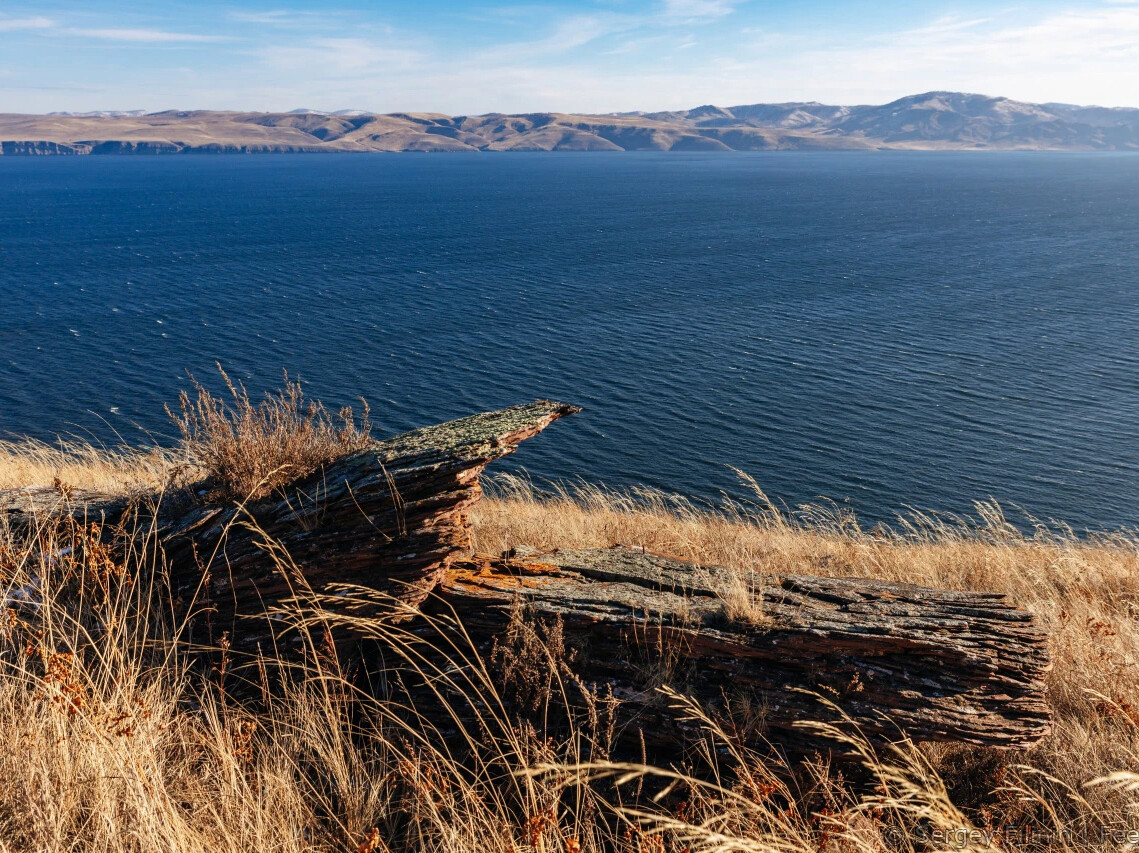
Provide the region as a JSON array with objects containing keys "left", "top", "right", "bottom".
[
  {"left": 167, "top": 366, "right": 371, "bottom": 501},
  {"left": 0, "top": 437, "right": 182, "bottom": 494},
  {"left": 0, "top": 367, "right": 371, "bottom": 503},
  {"left": 1, "top": 420, "right": 1139, "bottom": 850},
  {"left": 0, "top": 506, "right": 1014, "bottom": 853},
  {"left": 474, "top": 475, "right": 1139, "bottom": 843}
]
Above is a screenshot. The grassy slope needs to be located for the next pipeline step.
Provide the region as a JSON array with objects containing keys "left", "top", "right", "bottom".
[{"left": 2, "top": 436, "right": 1138, "bottom": 852}]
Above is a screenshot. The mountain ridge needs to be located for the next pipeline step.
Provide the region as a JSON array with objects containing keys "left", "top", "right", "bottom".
[{"left": 6, "top": 91, "right": 1139, "bottom": 153}]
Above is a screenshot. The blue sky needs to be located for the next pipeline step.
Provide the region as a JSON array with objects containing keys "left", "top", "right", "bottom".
[{"left": 2, "top": 1, "right": 1138, "bottom": 113}]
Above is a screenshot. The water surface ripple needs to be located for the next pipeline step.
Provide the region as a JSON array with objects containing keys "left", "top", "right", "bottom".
[{"left": 1, "top": 152, "right": 1137, "bottom": 531}]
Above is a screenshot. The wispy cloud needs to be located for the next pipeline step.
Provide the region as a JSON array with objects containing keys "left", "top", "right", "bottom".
[
  {"left": 895, "top": 15, "right": 992, "bottom": 38},
  {"left": 0, "top": 16, "right": 228, "bottom": 45},
  {"left": 62, "top": 27, "right": 232, "bottom": 43},
  {"left": 602, "top": 33, "right": 672, "bottom": 56},
  {"left": 721, "top": 4, "right": 1139, "bottom": 107},
  {"left": 0, "top": 15, "right": 54, "bottom": 32},
  {"left": 229, "top": 10, "right": 296, "bottom": 25},
  {"left": 490, "top": 14, "right": 632, "bottom": 57},
  {"left": 0, "top": 83, "right": 102, "bottom": 91},
  {"left": 661, "top": 0, "right": 743, "bottom": 23},
  {"left": 227, "top": 10, "right": 330, "bottom": 27},
  {"left": 255, "top": 37, "right": 422, "bottom": 75}
]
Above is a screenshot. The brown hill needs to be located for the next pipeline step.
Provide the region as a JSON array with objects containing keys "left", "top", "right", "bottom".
[{"left": 4, "top": 92, "right": 1139, "bottom": 153}]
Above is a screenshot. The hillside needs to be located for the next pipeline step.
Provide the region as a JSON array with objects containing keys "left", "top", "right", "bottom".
[
  {"left": 2, "top": 428, "right": 1139, "bottom": 851},
  {"left": 5, "top": 91, "right": 1139, "bottom": 153}
]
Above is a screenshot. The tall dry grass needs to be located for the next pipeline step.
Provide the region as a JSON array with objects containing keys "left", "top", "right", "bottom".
[
  {"left": 167, "top": 366, "right": 372, "bottom": 501},
  {"left": 0, "top": 367, "right": 371, "bottom": 502},
  {"left": 1, "top": 416, "right": 1138, "bottom": 850},
  {"left": 0, "top": 503, "right": 1032, "bottom": 853},
  {"left": 474, "top": 475, "right": 1139, "bottom": 844},
  {"left": 0, "top": 437, "right": 182, "bottom": 494}
]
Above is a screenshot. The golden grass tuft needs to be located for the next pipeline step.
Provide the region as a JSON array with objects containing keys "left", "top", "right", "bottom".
[{"left": 166, "top": 366, "right": 371, "bottom": 501}]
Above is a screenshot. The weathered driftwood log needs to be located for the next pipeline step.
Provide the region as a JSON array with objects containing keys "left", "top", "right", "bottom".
[
  {"left": 160, "top": 400, "right": 579, "bottom": 648},
  {"left": 1, "top": 401, "right": 578, "bottom": 650},
  {"left": 1, "top": 401, "right": 1052, "bottom": 750},
  {"left": 434, "top": 547, "right": 1052, "bottom": 750}
]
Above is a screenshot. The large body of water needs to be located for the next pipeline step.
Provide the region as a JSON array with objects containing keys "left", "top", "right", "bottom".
[{"left": 1, "top": 153, "right": 1137, "bottom": 531}]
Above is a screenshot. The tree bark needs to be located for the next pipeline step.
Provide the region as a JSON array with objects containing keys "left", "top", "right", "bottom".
[
  {"left": 433, "top": 547, "right": 1052, "bottom": 750},
  {"left": 2, "top": 401, "right": 579, "bottom": 652}
]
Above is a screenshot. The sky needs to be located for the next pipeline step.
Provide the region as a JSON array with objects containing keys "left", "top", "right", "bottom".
[{"left": 2, "top": 1, "right": 1139, "bottom": 114}]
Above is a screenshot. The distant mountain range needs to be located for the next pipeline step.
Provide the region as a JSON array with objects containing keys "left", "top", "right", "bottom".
[{"left": 5, "top": 92, "right": 1139, "bottom": 154}]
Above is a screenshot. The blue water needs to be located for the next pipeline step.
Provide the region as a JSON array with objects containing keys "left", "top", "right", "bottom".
[{"left": 2, "top": 152, "right": 1138, "bottom": 531}]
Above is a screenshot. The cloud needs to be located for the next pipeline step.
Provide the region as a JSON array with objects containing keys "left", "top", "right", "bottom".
[
  {"left": 229, "top": 10, "right": 297, "bottom": 25},
  {"left": 0, "top": 83, "right": 102, "bottom": 91},
  {"left": 478, "top": 14, "right": 633, "bottom": 59},
  {"left": 715, "top": 4, "right": 1139, "bottom": 108},
  {"left": 227, "top": 10, "right": 331, "bottom": 28},
  {"left": 255, "top": 37, "right": 422, "bottom": 75},
  {"left": 0, "top": 16, "right": 54, "bottom": 32},
  {"left": 896, "top": 15, "right": 991, "bottom": 38},
  {"left": 64, "top": 27, "right": 231, "bottom": 43},
  {"left": 661, "top": 0, "right": 743, "bottom": 23}
]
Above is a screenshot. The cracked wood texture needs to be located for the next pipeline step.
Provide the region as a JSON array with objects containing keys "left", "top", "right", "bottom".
[
  {"left": 435, "top": 547, "right": 1052, "bottom": 750},
  {"left": 1, "top": 401, "right": 579, "bottom": 652}
]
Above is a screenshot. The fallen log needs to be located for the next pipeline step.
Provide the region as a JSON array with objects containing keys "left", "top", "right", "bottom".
[
  {"left": 1, "top": 401, "right": 1052, "bottom": 749},
  {"left": 433, "top": 548, "right": 1052, "bottom": 750},
  {"left": 2, "top": 401, "right": 578, "bottom": 649}
]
